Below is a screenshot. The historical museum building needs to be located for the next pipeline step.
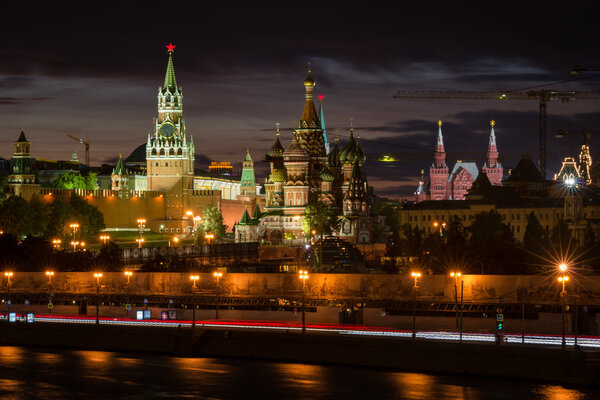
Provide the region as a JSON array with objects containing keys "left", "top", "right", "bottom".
[{"left": 415, "top": 120, "right": 503, "bottom": 202}]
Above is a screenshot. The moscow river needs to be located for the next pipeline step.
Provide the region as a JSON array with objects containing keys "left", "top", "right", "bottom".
[{"left": 0, "top": 346, "right": 599, "bottom": 399}]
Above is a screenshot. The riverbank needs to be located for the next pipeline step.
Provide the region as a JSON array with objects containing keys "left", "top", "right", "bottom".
[{"left": 1, "top": 322, "right": 598, "bottom": 385}]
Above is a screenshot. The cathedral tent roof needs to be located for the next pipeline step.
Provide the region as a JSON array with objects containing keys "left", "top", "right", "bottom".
[{"left": 300, "top": 67, "right": 319, "bottom": 127}]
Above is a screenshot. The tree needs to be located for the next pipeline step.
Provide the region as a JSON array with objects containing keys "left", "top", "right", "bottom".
[
  {"left": 522, "top": 212, "right": 548, "bottom": 272},
  {"left": 0, "top": 196, "right": 32, "bottom": 238},
  {"left": 302, "top": 202, "right": 339, "bottom": 238},
  {"left": 467, "top": 210, "right": 521, "bottom": 274},
  {"left": 68, "top": 194, "right": 105, "bottom": 240},
  {"left": 53, "top": 171, "right": 98, "bottom": 190},
  {"left": 29, "top": 195, "right": 51, "bottom": 237},
  {"left": 550, "top": 218, "right": 571, "bottom": 254},
  {"left": 198, "top": 205, "right": 227, "bottom": 239}
]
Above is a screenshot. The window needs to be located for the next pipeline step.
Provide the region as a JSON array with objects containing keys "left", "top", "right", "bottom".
[
  {"left": 166, "top": 162, "right": 169, "bottom": 167},
  {"left": 156, "top": 162, "right": 159, "bottom": 166}
]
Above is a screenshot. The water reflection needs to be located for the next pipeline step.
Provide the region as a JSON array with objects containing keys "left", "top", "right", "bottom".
[{"left": 0, "top": 346, "right": 597, "bottom": 400}]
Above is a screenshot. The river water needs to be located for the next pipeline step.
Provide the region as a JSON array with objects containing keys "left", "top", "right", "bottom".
[{"left": 0, "top": 346, "right": 598, "bottom": 399}]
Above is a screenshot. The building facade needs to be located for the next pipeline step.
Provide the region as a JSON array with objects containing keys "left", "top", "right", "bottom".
[{"left": 416, "top": 120, "right": 503, "bottom": 202}]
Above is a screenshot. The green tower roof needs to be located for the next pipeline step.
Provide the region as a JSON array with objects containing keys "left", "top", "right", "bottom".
[
  {"left": 112, "top": 154, "right": 125, "bottom": 175},
  {"left": 17, "top": 130, "right": 27, "bottom": 143},
  {"left": 163, "top": 52, "right": 177, "bottom": 91},
  {"left": 251, "top": 204, "right": 262, "bottom": 221},
  {"left": 240, "top": 208, "right": 251, "bottom": 225}
]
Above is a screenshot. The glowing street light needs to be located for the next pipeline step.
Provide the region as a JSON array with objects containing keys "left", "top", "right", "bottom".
[
  {"left": 299, "top": 270, "right": 309, "bottom": 334},
  {"left": 52, "top": 239, "right": 62, "bottom": 249},
  {"left": 450, "top": 272, "right": 463, "bottom": 342},
  {"left": 190, "top": 275, "right": 200, "bottom": 328},
  {"left": 124, "top": 271, "right": 133, "bottom": 318},
  {"left": 100, "top": 235, "right": 110, "bottom": 245},
  {"left": 558, "top": 264, "right": 570, "bottom": 350},
  {"left": 135, "top": 238, "right": 145, "bottom": 248},
  {"left": 93, "top": 273, "right": 103, "bottom": 325},
  {"left": 5, "top": 272, "right": 13, "bottom": 313},
  {"left": 204, "top": 233, "right": 215, "bottom": 244},
  {"left": 69, "top": 223, "right": 79, "bottom": 240},
  {"left": 46, "top": 271, "right": 55, "bottom": 313},
  {"left": 137, "top": 218, "right": 146, "bottom": 241},
  {"left": 411, "top": 271, "right": 422, "bottom": 339},
  {"left": 213, "top": 271, "right": 223, "bottom": 320},
  {"left": 70, "top": 240, "right": 79, "bottom": 252},
  {"left": 433, "top": 221, "right": 447, "bottom": 237}
]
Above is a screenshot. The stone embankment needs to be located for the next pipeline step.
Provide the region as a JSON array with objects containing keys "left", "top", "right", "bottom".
[{"left": 1, "top": 322, "right": 599, "bottom": 385}]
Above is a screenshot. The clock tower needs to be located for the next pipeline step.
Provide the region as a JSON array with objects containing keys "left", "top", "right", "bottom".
[{"left": 146, "top": 43, "right": 195, "bottom": 192}]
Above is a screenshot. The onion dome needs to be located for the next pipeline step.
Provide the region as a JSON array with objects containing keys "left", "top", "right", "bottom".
[
  {"left": 320, "top": 165, "right": 335, "bottom": 182},
  {"left": 339, "top": 126, "right": 359, "bottom": 165},
  {"left": 268, "top": 123, "right": 285, "bottom": 158},
  {"left": 283, "top": 133, "right": 309, "bottom": 162},
  {"left": 270, "top": 168, "right": 287, "bottom": 183},
  {"left": 328, "top": 137, "right": 341, "bottom": 167},
  {"left": 304, "top": 63, "right": 315, "bottom": 88}
]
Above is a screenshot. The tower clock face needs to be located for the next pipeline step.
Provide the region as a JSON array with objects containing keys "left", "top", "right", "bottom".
[{"left": 160, "top": 122, "right": 176, "bottom": 138}]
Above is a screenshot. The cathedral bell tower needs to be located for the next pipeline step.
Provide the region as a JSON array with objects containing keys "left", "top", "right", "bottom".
[{"left": 146, "top": 43, "right": 195, "bottom": 193}]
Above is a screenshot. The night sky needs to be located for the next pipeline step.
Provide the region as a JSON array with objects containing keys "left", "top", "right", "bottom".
[{"left": 2, "top": 1, "right": 600, "bottom": 198}]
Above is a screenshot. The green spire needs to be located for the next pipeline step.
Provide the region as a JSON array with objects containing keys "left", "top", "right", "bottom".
[
  {"left": 163, "top": 52, "right": 177, "bottom": 90},
  {"left": 244, "top": 148, "right": 252, "bottom": 162},
  {"left": 251, "top": 204, "right": 261, "bottom": 221},
  {"left": 240, "top": 208, "right": 251, "bottom": 225},
  {"left": 17, "top": 130, "right": 27, "bottom": 143},
  {"left": 113, "top": 154, "right": 125, "bottom": 175}
]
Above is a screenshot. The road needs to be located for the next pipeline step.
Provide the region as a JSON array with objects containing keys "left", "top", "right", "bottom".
[{"left": 3, "top": 313, "right": 599, "bottom": 350}]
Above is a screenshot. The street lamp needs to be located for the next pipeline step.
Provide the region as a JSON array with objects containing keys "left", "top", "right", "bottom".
[
  {"left": 100, "top": 235, "right": 110, "bottom": 245},
  {"left": 213, "top": 271, "right": 223, "bottom": 320},
  {"left": 46, "top": 271, "right": 54, "bottom": 313},
  {"left": 124, "top": 271, "right": 133, "bottom": 318},
  {"left": 204, "top": 233, "right": 215, "bottom": 244},
  {"left": 70, "top": 241, "right": 79, "bottom": 252},
  {"left": 558, "top": 266, "right": 569, "bottom": 349},
  {"left": 93, "top": 273, "right": 102, "bottom": 325},
  {"left": 5, "top": 272, "right": 13, "bottom": 313},
  {"left": 137, "top": 218, "right": 146, "bottom": 241},
  {"left": 190, "top": 275, "right": 199, "bottom": 328},
  {"left": 450, "top": 272, "right": 461, "bottom": 327},
  {"left": 411, "top": 271, "right": 421, "bottom": 339},
  {"left": 298, "top": 270, "right": 309, "bottom": 334},
  {"left": 136, "top": 238, "right": 145, "bottom": 248},
  {"left": 69, "top": 223, "right": 79, "bottom": 240},
  {"left": 433, "top": 221, "right": 446, "bottom": 236},
  {"left": 52, "top": 239, "right": 62, "bottom": 250}
]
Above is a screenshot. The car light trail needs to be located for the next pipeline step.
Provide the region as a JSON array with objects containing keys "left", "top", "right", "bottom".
[{"left": 4, "top": 314, "right": 600, "bottom": 349}]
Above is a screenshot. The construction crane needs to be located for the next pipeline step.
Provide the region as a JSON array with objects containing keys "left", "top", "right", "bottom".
[
  {"left": 393, "top": 89, "right": 600, "bottom": 178},
  {"left": 66, "top": 134, "right": 90, "bottom": 166}
]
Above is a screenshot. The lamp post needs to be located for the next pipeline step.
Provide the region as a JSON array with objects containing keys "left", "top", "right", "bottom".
[
  {"left": 46, "top": 271, "right": 54, "bottom": 314},
  {"left": 411, "top": 272, "right": 421, "bottom": 339},
  {"left": 124, "top": 271, "right": 133, "bottom": 319},
  {"left": 70, "top": 241, "right": 79, "bottom": 252},
  {"left": 69, "top": 223, "right": 79, "bottom": 241},
  {"left": 558, "top": 262, "right": 569, "bottom": 349},
  {"left": 213, "top": 271, "right": 223, "bottom": 320},
  {"left": 204, "top": 233, "right": 215, "bottom": 244},
  {"left": 433, "top": 221, "right": 446, "bottom": 237},
  {"left": 100, "top": 235, "right": 110, "bottom": 245},
  {"left": 5, "top": 272, "right": 13, "bottom": 313},
  {"left": 450, "top": 272, "right": 462, "bottom": 333},
  {"left": 52, "top": 239, "right": 62, "bottom": 250},
  {"left": 94, "top": 273, "right": 103, "bottom": 325},
  {"left": 137, "top": 218, "right": 146, "bottom": 246},
  {"left": 299, "top": 270, "right": 309, "bottom": 334},
  {"left": 190, "top": 275, "right": 199, "bottom": 328}
]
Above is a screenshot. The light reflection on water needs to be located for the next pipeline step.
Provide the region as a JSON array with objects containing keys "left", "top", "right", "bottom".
[{"left": 0, "top": 346, "right": 598, "bottom": 400}]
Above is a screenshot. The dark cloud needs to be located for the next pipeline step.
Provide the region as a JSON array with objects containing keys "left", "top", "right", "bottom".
[{"left": 0, "top": 97, "right": 51, "bottom": 105}]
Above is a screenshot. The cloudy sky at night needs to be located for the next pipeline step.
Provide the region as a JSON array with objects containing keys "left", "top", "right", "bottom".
[{"left": 1, "top": 1, "right": 600, "bottom": 198}]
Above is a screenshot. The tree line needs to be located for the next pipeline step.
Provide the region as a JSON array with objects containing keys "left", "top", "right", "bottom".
[{"left": 390, "top": 210, "right": 600, "bottom": 275}]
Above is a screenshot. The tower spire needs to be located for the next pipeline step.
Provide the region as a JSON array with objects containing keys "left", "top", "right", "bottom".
[
  {"left": 318, "top": 95, "right": 329, "bottom": 153},
  {"left": 300, "top": 63, "right": 318, "bottom": 127},
  {"left": 486, "top": 120, "right": 499, "bottom": 168},
  {"left": 434, "top": 120, "right": 446, "bottom": 168},
  {"left": 163, "top": 43, "right": 177, "bottom": 90}
]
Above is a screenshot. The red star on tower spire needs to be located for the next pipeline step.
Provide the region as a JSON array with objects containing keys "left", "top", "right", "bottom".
[{"left": 166, "top": 43, "right": 176, "bottom": 53}]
